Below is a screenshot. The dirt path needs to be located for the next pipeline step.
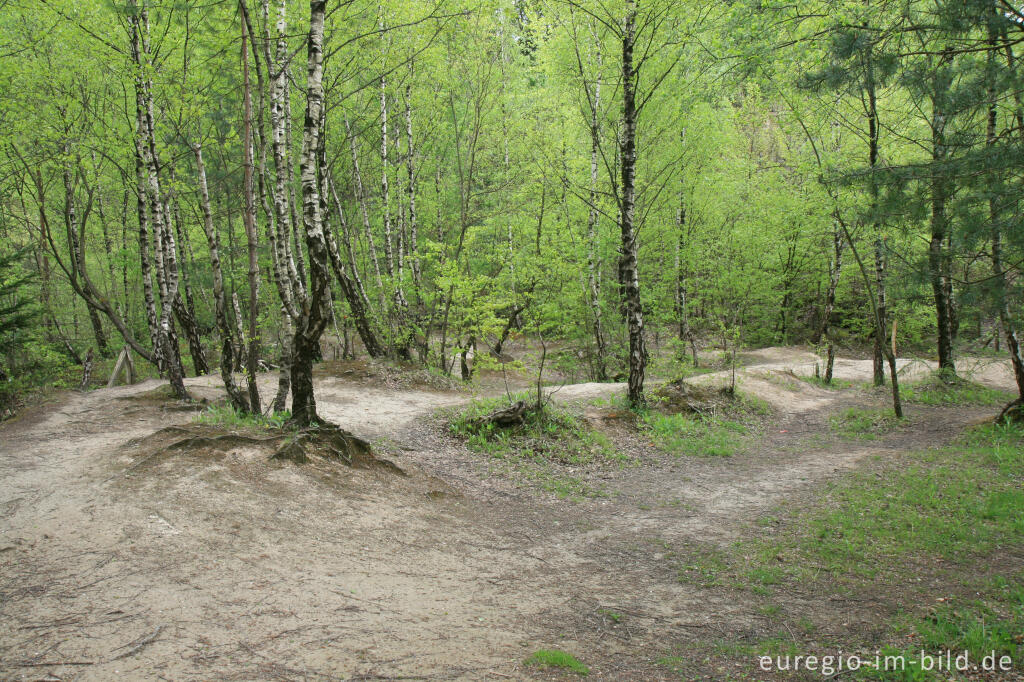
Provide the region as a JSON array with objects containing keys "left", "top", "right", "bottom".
[{"left": 0, "top": 349, "right": 1015, "bottom": 680}]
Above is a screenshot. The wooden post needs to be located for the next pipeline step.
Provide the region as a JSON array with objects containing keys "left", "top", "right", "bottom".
[{"left": 107, "top": 346, "right": 137, "bottom": 387}]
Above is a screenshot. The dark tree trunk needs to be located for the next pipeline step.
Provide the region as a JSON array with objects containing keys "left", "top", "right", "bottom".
[
  {"left": 862, "top": 51, "right": 887, "bottom": 387},
  {"left": 193, "top": 142, "right": 249, "bottom": 412},
  {"left": 240, "top": 0, "right": 263, "bottom": 413},
  {"left": 929, "top": 55, "right": 956, "bottom": 377},
  {"left": 290, "top": 330, "right": 319, "bottom": 425},
  {"left": 619, "top": 0, "right": 646, "bottom": 407},
  {"left": 173, "top": 294, "right": 209, "bottom": 376},
  {"left": 872, "top": 238, "right": 887, "bottom": 385}
]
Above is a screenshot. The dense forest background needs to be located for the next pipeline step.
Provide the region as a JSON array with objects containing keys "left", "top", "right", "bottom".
[{"left": 0, "top": 0, "right": 1022, "bottom": 421}]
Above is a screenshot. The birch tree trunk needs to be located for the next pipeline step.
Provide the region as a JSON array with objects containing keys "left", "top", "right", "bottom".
[
  {"left": 404, "top": 79, "right": 421, "bottom": 298},
  {"left": 346, "top": 117, "right": 386, "bottom": 306},
  {"left": 134, "top": 138, "right": 160, "bottom": 361},
  {"left": 587, "top": 42, "right": 607, "bottom": 381},
  {"left": 240, "top": 1, "right": 263, "bottom": 414},
  {"left": 130, "top": 4, "right": 189, "bottom": 400},
  {"left": 381, "top": 76, "right": 396, "bottom": 280},
  {"left": 318, "top": 117, "right": 386, "bottom": 358},
  {"left": 675, "top": 195, "right": 697, "bottom": 368},
  {"left": 193, "top": 142, "right": 249, "bottom": 412},
  {"left": 267, "top": 0, "right": 305, "bottom": 315},
  {"left": 290, "top": 0, "right": 331, "bottom": 426},
  {"left": 619, "top": 0, "right": 646, "bottom": 407}
]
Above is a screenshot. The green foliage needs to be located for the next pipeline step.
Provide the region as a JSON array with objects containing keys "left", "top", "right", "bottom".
[
  {"left": 449, "top": 393, "right": 626, "bottom": 498},
  {"left": 0, "top": 248, "right": 37, "bottom": 355},
  {"left": 829, "top": 407, "right": 907, "bottom": 440},
  {"left": 644, "top": 412, "right": 748, "bottom": 457},
  {"left": 194, "top": 404, "right": 294, "bottom": 431},
  {"left": 901, "top": 374, "right": 1013, "bottom": 407},
  {"left": 450, "top": 393, "right": 618, "bottom": 466},
  {"left": 524, "top": 649, "right": 589, "bottom": 676},
  {"left": 0, "top": 248, "right": 72, "bottom": 415}
]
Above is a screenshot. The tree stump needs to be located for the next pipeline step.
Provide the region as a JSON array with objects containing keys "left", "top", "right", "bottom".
[{"left": 471, "top": 400, "right": 531, "bottom": 428}]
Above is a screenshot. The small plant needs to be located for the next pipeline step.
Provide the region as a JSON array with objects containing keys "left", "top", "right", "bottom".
[
  {"left": 448, "top": 393, "right": 627, "bottom": 498},
  {"left": 450, "top": 392, "right": 618, "bottom": 465},
  {"left": 644, "top": 412, "right": 748, "bottom": 457},
  {"left": 901, "top": 374, "right": 1012, "bottom": 407},
  {"left": 829, "top": 407, "right": 905, "bottom": 440},
  {"left": 194, "top": 404, "right": 293, "bottom": 430},
  {"left": 524, "top": 649, "right": 589, "bottom": 675}
]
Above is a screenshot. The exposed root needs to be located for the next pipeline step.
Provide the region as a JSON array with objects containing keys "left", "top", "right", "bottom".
[
  {"left": 119, "top": 424, "right": 405, "bottom": 477},
  {"left": 655, "top": 379, "right": 739, "bottom": 417},
  {"left": 996, "top": 399, "right": 1024, "bottom": 424},
  {"left": 271, "top": 425, "right": 405, "bottom": 475},
  {"left": 470, "top": 400, "right": 535, "bottom": 428}
]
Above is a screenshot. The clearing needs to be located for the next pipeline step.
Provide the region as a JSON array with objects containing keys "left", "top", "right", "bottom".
[{"left": 0, "top": 347, "right": 1020, "bottom": 680}]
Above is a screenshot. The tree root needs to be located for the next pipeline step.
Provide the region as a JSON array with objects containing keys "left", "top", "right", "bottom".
[
  {"left": 471, "top": 400, "right": 533, "bottom": 428},
  {"left": 271, "top": 425, "right": 405, "bottom": 475},
  {"left": 996, "top": 399, "right": 1024, "bottom": 424},
  {"left": 121, "top": 424, "right": 405, "bottom": 476}
]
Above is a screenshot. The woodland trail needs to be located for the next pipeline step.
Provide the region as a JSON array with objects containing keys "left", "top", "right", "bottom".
[{"left": 0, "top": 348, "right": 1015, "bottom": 680}]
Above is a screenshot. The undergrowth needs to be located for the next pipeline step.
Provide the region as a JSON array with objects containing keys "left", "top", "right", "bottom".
[
  {"left": 644, "top": 413, "right": 749, "bottom": 457},
  {"left": 449, "top": 392, "right": 627, "bottom": 499},
  {"left": 194, "top": 403, "right": 294, "bottom": 430},
  {"left": 901, "top": 373, "right": 1013, "bottom": 407},
  {"left": 661, "top": 421, "right": 1024, "bottom": 679},
  {"left": 829, "top": 406, "right": 907, "bottom": 440},
  {"left": 640, "top": 389, "right": 769, "bottom": 458}
]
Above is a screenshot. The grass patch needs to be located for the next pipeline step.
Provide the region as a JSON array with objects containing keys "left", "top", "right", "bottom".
[
  {"left": 644, "top": 412, "right": 748, "bottom": 457},
  {"left": 829, "top": 406, "right": 906, "bottom": 440},
  {"left": 797, "top": 422, "right": 1024, "bottom": 578},
  {"left": 731, "top": 422, "right": 1022, "bottom": 677},
  {"left": 653, "top": 422, "right": 1024, "bottom": 678},
  {"left": 901, "top": 373, "right": 1013, "bottom": 407},
  {"left": 640, "top": 387, "right": 767, "bottom": 458},
  {"left": 799, "top": 373, "right": 856, "bottom": 390},
  {"left": 449, "top": 393, "right": 626, "bottom": 499},
  {"left": 855, "top": 591, "right": 1024, "bottom": 680},
  {"left": 194, "top": 403, "right": 294, "bottom": 430},
  {"left": 525, "top": 649, "right": 588, "bottom": 675}
]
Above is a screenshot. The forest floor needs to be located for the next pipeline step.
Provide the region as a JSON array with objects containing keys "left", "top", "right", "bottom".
[{"left": 0, "top": 346, "right": 1021, "bottom": 681}]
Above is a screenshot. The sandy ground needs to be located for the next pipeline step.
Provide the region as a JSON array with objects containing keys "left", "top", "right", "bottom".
[{"left": 0, "top": 348, "right": 1017, "bottom": 680}]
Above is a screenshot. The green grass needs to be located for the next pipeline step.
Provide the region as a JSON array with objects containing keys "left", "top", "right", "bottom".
[
  {"left": 449, "top": 393, "right": 627, "bottom": 499},
  {"left": 798, "top": 422, "right": 1024, "bottom": 578},
  {"left": 855, "top": 593, "right": 1024, "bottom": 680},
  {"left": 639, "top": 388, "right": 769, "bottom": 457},
  {"left": 644, "top": 412, "right": 748, "bottom": 457},
  {"left": 524, "top": 649, "right": 589, "bottom": 675},
  {"left": 901, "top": 373, "right": 1013, "bottom": 407},
  {"left": 799, "top": 373, "right": 856, "bottom": 390},
  {"left": 194, "top": 403, "right": 294, "bottom": 430},
  {"left": 829, "top": 406, "right": 906, "bottom": 440},
  {"left": 656, "top": 422, "right": 1024, "bottom": 679}
]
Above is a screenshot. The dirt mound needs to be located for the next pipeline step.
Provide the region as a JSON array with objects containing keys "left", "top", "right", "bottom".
[
  {"left": 317, "top": 357, "right": 461, "bottom": 391},
  {"left": 112, "top": 423, "right": 404, "bottom": 487},
  {"left": 654, "top": 380, "right": 743, "bottom": 416}
]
